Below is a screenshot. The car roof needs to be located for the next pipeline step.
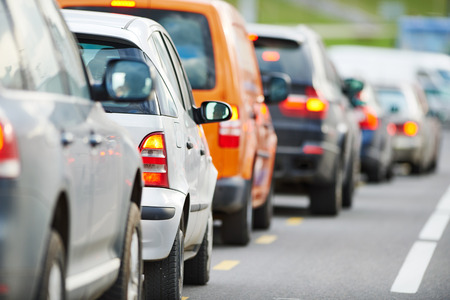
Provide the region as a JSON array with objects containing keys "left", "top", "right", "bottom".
[
  {"left": 62, "top": 9, "right": 164, "bottom": 50},
  {"left": 246, "top": 23, "right": 306, "bottom": 45}
]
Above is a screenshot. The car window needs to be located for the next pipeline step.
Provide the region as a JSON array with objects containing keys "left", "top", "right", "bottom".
[
  {"left": 253, "top": 37, "right": 312, "bottom": 84},
  {"left": 0, "top": 1, "right": 24, "bottom": 89},
  {"left": 37, "top": 0, "right": 90, "bottom": 98},
  {"left": 7, "top": 0, "right": 66, "bottom": 94},
  {"left": 161, "top": 32, "right": 196, "bottom": 115},
  {"left": 375, "top": 87, "right": 421, "bottom": 116},
  {"left": 66, "top": 7, "right": 216, "bottom": 90},
  {"left": 77, "top": 37, "right": 160, "bottom": 115},
  {"left": 151, "top": 32, "right": 183, "bottom": 106},
  {"left": 234, "top": 24, "right": 261, "bottom": 89}
]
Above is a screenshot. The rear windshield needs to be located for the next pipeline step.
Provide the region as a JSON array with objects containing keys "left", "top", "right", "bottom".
[
  {"left": 253, "top": 37, "right": 312, "bottom": 84},
  {"left": 375, "top": 88, "right": 420, "bottom": 116},
  {"left": 69, "top": 7, "right": 216, "bottom": 90},
  {"left": 78, "top": 37, "right": 165, "bottom": 116}
]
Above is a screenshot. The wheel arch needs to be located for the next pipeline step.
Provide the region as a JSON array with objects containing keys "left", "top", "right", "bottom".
[{"left": 51, "top": 192, "right": 69, "bottom": 259}]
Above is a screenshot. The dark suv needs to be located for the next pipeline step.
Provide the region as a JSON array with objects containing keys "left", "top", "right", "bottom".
[{"left": 247, "top": 24, "right": 363, "bottom": 215}]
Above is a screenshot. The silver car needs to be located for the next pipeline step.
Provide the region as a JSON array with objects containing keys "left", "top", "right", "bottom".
[
  {"left": 0, "top": 0, "right": 151, "bottom": 299},
  {"left": 63, "top": 9, "right": 231, "bottom": 299}
]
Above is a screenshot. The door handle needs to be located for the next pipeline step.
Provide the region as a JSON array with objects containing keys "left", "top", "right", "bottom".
[
  {"left": 200, "top": 149, "right": 206, "bottom": 156},
  {"left": 186, "top": 141, "right": 194, "bottom": 149},
  {"left": 89, "top": 133, "right": 103, "bottom": 147},
  {"left": 61, "top": 132, "right": 74, "bottom": 146}
]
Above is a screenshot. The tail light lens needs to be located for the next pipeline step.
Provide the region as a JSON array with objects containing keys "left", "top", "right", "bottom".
[
  {"left": 219, "top": 105, "right": 240, "bottom": 148},
  {"left": 0, "top": 118, "right": 20, "bottom": 178},
  {"left": 279, "top": 86, "right": 328, "bottom": 119},
  {"left": 394, "top": 121, "right": 419, "bottom": 137},
  {"left": 403, "top": 121, "right": 419, "bottom": 136},
  {"left": 358, "top": 106, "right": 379, "bottom": 130},
  {"left": 139, "top": 132, "right": 168, "bottom": 187}
]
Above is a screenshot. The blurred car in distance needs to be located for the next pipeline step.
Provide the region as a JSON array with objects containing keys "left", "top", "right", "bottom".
[
  {"left": 373, "top": 83, "right": 441, "bottom": 174},
  {"left": 58, "top": 0, "right": 290, "bottom": 245},
  {"left": 0, "top": 0, "right": 148, "bottom": 299},
  {"left": 247, "top": 23, "right": 363, "bottom": 215},
  {"left": 350, "top": 81, "right": 395, "bottom": 182},
  {"left": 328, "top": 45, "right": 450, "bottom": 124},
  {"left": 63, "top": 9, "right": 232, "bottom": 299}
]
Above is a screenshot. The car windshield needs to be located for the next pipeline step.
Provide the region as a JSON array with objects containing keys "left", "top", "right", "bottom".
[
  {"left": 253, "top": 37, "right": 312, "bottom": 84},
  {"left": 78, "top": 38, "right": 159, "bottom": 115},
  {"left": 375, "top": 88, "right": 420, "bottom": 116},
  {"left": 70, "top": 7, "right": 216, "bottom": 90}
]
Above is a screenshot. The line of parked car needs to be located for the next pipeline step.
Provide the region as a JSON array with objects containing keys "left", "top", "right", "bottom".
[{"left": 0, "top": 0, "right": 443, "bottom": 299}]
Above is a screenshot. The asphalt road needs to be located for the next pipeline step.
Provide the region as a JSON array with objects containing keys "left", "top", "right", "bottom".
[{"left": 183, "top": 129, "right": 450, "bottom": 300}]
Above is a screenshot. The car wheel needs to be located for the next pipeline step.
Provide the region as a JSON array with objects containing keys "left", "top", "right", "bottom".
[
  {"left": 310, "top": 160, "right": 343, "bottom": 216},
  {"left": 100, "top": 202, "right": 142, "bottom": 300},
  {"left": 366, "top": 163, "right": 384, "bottom": 183},
  {"left": 221, "top": 181, "right": 252, "bottom": 245},
  {"left": 144, "top": 222, "right": 184, "bottom": 300},
  {"left": 253, "top": 182, "right": 273, "bottom": 229},
  {"left": 184, "top": 212, "right": 212, "bottom": 285},
  {"left": 37, "top": 230, "right": 65, "bottom": 300},
  {"left": 342, "top": 157, "right": 356, "bottom": 208}
]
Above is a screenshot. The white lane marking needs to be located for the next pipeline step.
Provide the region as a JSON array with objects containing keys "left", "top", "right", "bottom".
[
  {"left": 437, "top": 186, "right": 450, "bottom": 212},
  {"left": 391, "top": 241, "right": 437, "bottom": 294},
  {"left": 391, "top": 186, "right": 450, "bottom": 294},
  {"left": 419, "top": 212, "right": 450, "bottom": 241}
]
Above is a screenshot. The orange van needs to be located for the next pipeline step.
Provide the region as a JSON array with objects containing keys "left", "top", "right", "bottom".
[{"left": 58, "top": 0, "right": 288, "bottom": 245}]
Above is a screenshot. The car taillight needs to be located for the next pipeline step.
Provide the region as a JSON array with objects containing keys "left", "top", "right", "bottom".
[
  {"left": 403, "top": 121, "right": 419, "bottom": 137},
  {"left": 395, "top": 121, "right": 419, "bottom": 137},
  {"left": 219, "top": 105, "right": 240, "bottom": 148},
  {"left": 0, "top": 118, "right": 20, "bottom": 178},
  {"left": 139, "top": 132, "right": 168, "bottom": 188},
  {"left": 279, "top": 86, "right": 328, "bottom": 119},
  {"left": 387, "top": 123, "right": 396, "bottom": 136},
  {"left": 358, "top": 106, "right": 379, "bottom": 130}
]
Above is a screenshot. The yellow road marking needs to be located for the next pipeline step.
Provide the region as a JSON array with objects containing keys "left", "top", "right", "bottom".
[
  {"left": 255, "top": 235, "right": 277, "bottom": 244},
  {"left": 286, "top": 217, "right": 303, "bottom": 225},
  {"left": 182, "top": 297, "right": 189, "bottom": 300},
  {"left": 213, "top": 260, "right": 240, "bottom": 271}
]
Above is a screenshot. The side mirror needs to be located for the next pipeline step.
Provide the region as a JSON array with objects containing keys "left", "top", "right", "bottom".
[
  {"left": 343, "top": 78, "right": 364, "bottom": 103},
  {"left": 261, "top": 72, "right": 291, "bottom": 104},
  {"left": 91, "top": 59, "right": 152, "bottom": 102},
  {"left": 193, "top": 101, "right": 232, "bottom": 124}
]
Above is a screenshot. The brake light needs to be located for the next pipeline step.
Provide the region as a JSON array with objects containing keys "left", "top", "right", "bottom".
[
  {"left": 139, "top": 133, "right": 168, "bottom": 187},
  {"left": 219, "top": 105, "right": 240, "bottom": 148},
  {"left": 403, "top": 121, "right": 419, "bottom": 137},
  {"left": 359, "top": 106, "right": 379, "bottom": 130},
  {"left": 262, "top": 51, "right": 280, "bottom": 62},
  {"left": 110, "top": 0, "right": 136, "bottom": 7},
  {"left": 279, "top": 86, "right": 328, "bottom": 119},
  {"left": 248, "top": 33, "right": 259, "bottom": 42},
  {"left": 0, "top": 118, "right": 20, "bottom": 178},
  {"left": 387, "top": 123, "right": 396, "bottom": 136}
]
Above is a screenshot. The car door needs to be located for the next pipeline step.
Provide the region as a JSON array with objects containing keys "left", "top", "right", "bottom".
[
  {"left": 10, "top": 0, "right": 96, "bottom": 279},
  {"left": 152, "top": 31, "right": 205, "bottom": 238}
]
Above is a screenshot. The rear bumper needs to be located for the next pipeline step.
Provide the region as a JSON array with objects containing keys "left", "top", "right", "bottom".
[
  {"left": 212, "top": 177, "right": 250, "bottom": 215},
  {"left": 140, "top": 187, "right": 185, "bottom": 260},
  {"left": 273, "top": 142, "right": 340, "bottom": 185},
  {"left": 392, "top": 136, "right": 422, "bottom": 164}
]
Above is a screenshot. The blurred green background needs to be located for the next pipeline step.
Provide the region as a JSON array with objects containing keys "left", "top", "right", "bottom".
[{"left": 224, "top": 0, "right": 449, "bottom": 48}]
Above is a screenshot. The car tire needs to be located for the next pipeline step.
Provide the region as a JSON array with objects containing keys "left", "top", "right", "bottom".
[
  {"left": 184, "top": 213, "right": 212, "bottom": 285},
  {"left": 100, "top": 202, "right": 142, "bottom": 300},
  {"left": 144, "top": 222, "right": 184, "bottom": 300},
  {"left": 367, "top": 163, "right": 384, "bottom": 183},
  {"left": 253, "top": 182, "right": 273, "bottom": 229},
  {"left": 342, "top": 157, "right": 356, "bottom": 208},
  {"left": 221, "top": 181, "right": 252, "bottom": 245},
  {"left": 310, "top": 160, "right": 343, "bottom": 216},
  {"left": 37, "top": 230, "right": 65, "bottom": 300}
]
